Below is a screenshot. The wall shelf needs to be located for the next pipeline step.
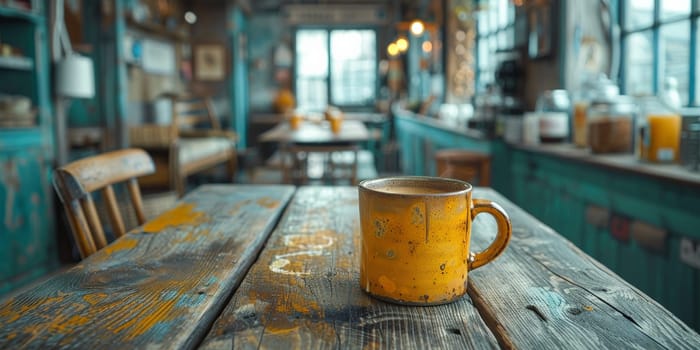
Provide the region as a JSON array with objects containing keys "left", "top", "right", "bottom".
[
  {"left": 0, "top": 6, "right": 42, "bottom": 23},
  {"left": 126, "top": 16, "right": 189, "bottom": 42},
  {"left": 0, "top": 56, "right": 33, "bottom": 70}
]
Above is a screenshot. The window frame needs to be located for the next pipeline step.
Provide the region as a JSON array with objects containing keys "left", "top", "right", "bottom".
[
  {"left": 475, "top": 0, "right": 517, "bottom": 92},
  {"left": 293, "top": 26, "right": 379, "bottom": 112},
  {"left": 620, "top": 0, "right": 698, "bottom": 106}
]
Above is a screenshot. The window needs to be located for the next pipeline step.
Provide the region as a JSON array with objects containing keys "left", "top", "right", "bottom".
[
  {"left": 475, "top": 0, "right": 516, "bottom": 91},
  {"left": 295, "top": 29, "right": 377, "bottom": 112},
  {"left": 621, "top": 0, "right": 697, "bottom": 106}
]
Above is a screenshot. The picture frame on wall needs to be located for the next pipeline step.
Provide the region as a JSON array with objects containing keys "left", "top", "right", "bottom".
[
  {"left": 527, "top": 3, "right": 553, "bottom": 59},
  {"left": 194, "top": 43, "right": 227, "bottom": 81}
]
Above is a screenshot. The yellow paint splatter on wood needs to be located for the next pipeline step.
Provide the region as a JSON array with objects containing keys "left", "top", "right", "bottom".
[
  {"left": 142, "top": 203, "right": 208, "bottom": 233},
  {"left": 228, "top": 199, "right": 251, "bottom": 216},
  {"left": 112, "top": 295, "right": 180, "bottom": 340},
  {"left": 61, "top": 315, "right": 91, "bottom": 331},
  {"left": 274, "top": 299, "right": 321, "bottom": 315},
  {"left": 257, "top": 197, "right": 279, "bottom": 209},
  {"left": 102, "top": 237, "right": 138, "bottom": 256},
  {"left": 265, "top": 325, "right": 300, "bottom": 335},
  {"left": 83, "top": 293, "right": 108, "bottom": 305}
]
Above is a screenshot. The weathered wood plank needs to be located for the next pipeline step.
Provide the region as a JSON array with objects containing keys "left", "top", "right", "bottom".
[
  {"left": 0, "top": 185, "right": 295, "bottom": 349},
  {"left": 199, "top": 186, "right": 499, "bottom": 349},
  {"left": 468, "top": 188, "right": 700, "bottom": 349}
]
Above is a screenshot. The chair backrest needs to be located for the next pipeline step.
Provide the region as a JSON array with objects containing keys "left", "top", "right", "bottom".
[
  {"left": 171, "top": 94, "right": 221, "bottom": 132},
  {"left": 53, "top": 148, "right": 155, "bottom": 258}
]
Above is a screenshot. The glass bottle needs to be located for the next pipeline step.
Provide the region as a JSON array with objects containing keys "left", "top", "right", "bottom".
[{"left": 636, "top": 96, "right": 682, "bottom": 163}]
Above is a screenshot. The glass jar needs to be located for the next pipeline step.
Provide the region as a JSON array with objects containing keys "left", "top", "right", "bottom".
[
  {"left": 536, "top": 90, "right": 570, "bottom": 143},
  {"left": 575, "top": 75, "right": 617, "bottom": 148},
  {"left": 636, "top": 96, "right": 682, "bottom": 163},
  {"left": 587, "top": 95, "right": 636, "bottom": 153}
]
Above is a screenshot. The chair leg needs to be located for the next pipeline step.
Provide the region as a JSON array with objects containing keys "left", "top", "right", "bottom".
[{"left": 227, "top": 152, "right": 237, "bottom": 183}]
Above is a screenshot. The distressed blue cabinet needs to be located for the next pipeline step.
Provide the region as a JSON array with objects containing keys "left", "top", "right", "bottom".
[
  {"left": 0, "top": 3, "right": 58, "bottom": 294},
  {"left": 0, "top": 146, "right": 57, "bottom": 294},
  {"left": 498, "top": 143, "right": 700, "bottom": 330}
]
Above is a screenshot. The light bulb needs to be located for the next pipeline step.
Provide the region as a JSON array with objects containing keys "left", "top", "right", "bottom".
[
  {"left": 387, "top": 43, "right": 399, "bottom": 56},
  {"left": 410, "top": 20, "right": 425, "bottom": 36},
  {"left": 396, "top": 37, "right": 409, "bottom": 52}
]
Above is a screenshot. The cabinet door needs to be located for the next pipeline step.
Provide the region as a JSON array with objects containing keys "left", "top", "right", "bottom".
[{"left": 0, "top": 148, "right": 56, "bottom": 293}]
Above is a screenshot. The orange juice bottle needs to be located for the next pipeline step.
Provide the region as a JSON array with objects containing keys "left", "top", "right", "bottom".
[
  {"left": 646, "top": 114, "right": 681, "bottom": 162},
  {"left": 636, "top": 96, "right": 681, "bottom": 163}
]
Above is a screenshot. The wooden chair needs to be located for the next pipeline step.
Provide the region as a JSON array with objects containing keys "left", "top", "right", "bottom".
[
  {"left": 53, "top": 148, "right": 155, "bottom": 259},
  {"left": 130, "top": 94, "right": 237, "bottom": 196},
  {"left": 435, "top": 149, "right": 491, "bottom": 186}
]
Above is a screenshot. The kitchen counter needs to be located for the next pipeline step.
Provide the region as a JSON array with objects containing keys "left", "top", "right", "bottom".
[{"left": 394, "top": 108, "right": 700, "bottom": 331}]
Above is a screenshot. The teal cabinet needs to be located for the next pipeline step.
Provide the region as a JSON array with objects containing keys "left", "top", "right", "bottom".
[
  {"left": 395, "top": 113, "right": 700, "bottom": 331},
  {"left": 0, "top": 4, "right": 58, "bottom": 294},
  {"left": 0, "top": 146, "right": 57, "bottom": 294},
  {"left": 395, "top": 112, "right": 491, "bottom": 176},
  {"left": 500, "top": 144, "right": 700, "bottom": 331}
]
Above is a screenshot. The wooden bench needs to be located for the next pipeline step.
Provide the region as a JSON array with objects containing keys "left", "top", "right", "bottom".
[{"left": 129, "top": 94, "right": 237, "bottom": 196}]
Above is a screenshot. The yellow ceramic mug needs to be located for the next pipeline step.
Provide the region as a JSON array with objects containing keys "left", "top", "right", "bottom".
[{"left": 358, "top": 176, "right": 512, "bottom": 305}]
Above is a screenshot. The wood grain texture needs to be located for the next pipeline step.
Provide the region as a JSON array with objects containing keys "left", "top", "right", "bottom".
[
  {"left": 199, "top": 186, "right": 499, "bottom": 350},
  {"left": 467, "top": 188, "right": 700, "bottom": 349},
  {"left": 0, "top": 185, "right": 294, "bottom": 349}
]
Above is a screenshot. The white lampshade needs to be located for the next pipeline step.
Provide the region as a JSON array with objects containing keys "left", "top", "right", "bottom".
[{"left": 56, "top": 54, "right": 95, "bottom": 98}]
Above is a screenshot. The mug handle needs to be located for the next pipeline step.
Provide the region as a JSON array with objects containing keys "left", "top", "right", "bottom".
[{"left": 468, "top": 199, "right": 512, "bottom": 270}]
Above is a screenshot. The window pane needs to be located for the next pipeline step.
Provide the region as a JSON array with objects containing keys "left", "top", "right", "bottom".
[
  {"left": 330, "top": 30, "right": 376, "bottom": 106},
  {"left": 478, "top": 38, "right": 488, "bottom": 69},
  {"left": 498, "top": 0, "right": 509, "bottom": 28},
  {"left": 625, "top": 0, "right": 654, "bottom": 30},
  {"left": 660, "top": 21, "right": 690, "bottom": 105},
  {"left": 478, "top": 11, "right": 488, "bottom": 33},
  {"left": 660, "top": 0, "right": 690, "bottom": 22},
  {"left": 624, "top": 31, "right": 653, "bottom": 96},
  {"left": 296, "top": 30, "right": 328, "bottom": 111},
  {"left": 489, "top": 0, "right": 499, "bottom": 31}
]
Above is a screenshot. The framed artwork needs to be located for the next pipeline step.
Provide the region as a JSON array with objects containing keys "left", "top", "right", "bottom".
[
  {"left": 194, "top": 44, "right": 227, "bottom": 81},
  {"left": 527, "top": 2, "right": 553, "bottom": 59}
]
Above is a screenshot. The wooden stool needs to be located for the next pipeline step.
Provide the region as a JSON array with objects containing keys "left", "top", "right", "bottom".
[{"left": 435, "top": 149, "right": 491, "bottom": 186}]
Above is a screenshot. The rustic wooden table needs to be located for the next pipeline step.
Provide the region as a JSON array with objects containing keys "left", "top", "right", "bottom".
[{"left": 1, "top": 185, "right": 698, "bottom": 349}]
